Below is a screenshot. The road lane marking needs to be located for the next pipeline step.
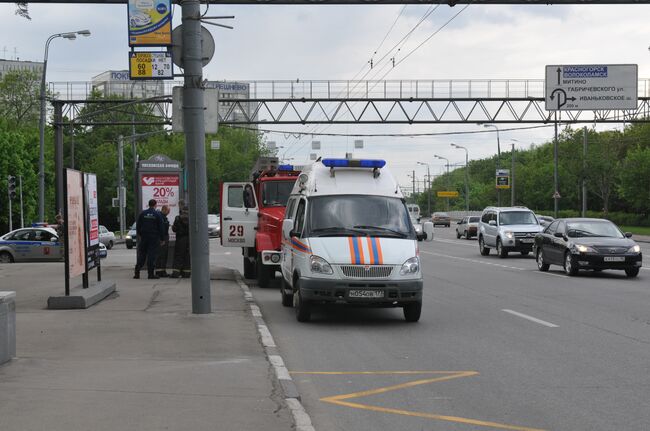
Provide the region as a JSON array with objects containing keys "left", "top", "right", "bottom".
[
  {"left": 420, "top": 250, "right": 526, "bottom": 271},
  {"left": 292, "top": 371, "right": 545, "bottom": 431},
  {"left": 434, "top": 238, "right": 477, "bottom": 247},
  {"left": 502, "top": 309, "right": 559, "bottom": 328}
]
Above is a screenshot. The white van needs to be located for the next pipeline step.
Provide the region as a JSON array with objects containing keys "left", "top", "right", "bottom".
[{"left": 279, "top": 158, "right": 434, "bottom": 322}]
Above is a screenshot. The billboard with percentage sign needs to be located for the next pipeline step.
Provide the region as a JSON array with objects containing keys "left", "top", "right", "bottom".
[{"left": 141, "top": 174, "right": 180, "bottom": 230}]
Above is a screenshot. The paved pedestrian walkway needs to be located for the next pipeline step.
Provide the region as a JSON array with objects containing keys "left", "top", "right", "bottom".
[{"left": 0, "top": 263, "right": 293, "bottom": 431}]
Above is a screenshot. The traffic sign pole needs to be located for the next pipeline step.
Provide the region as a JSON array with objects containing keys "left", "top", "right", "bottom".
[{"left": 554, "top": 112, "right": 559, "bottom": 218}]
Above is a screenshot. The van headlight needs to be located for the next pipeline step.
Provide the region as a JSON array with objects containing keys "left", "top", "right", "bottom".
[
  {"left": 310, "top": 255, "right": 333, "bottom": 275},
  {"left": 126, "top": 235, "right": 132, "bottom": 240},
  {"left": 400, "top": 257, "right": 420, "bottom": 275},
  {"left": 504, "top": 231, "right": 514, "bottom": 239},
  {"left": 628, "top": 244, "right": 641, "bottom": 253}
]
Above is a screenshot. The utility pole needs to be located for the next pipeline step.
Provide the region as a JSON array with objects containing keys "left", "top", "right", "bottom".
[
  {"left": 412, "top": 170, "right": 415, "bottom": 199},
  {"left": 511, "top": 143, "right": 515, "bottom": 206},
  {"left": 553, "top": 112, "right": 559, "bottom": 218},
  {"left": 182, "top": 0, "right": 211, "bottom": 314},
  {"left": 417, "top": 162, "right": 431, "bottom": 217},
  {"left": 582, "top": 126, "right": 587, "bottom": 217},
  {"left": 118, "top": 135, "right": 125, "bottom": 239},
  {"left": 19, "top": 175, "right": 24, "bottom": 228}
]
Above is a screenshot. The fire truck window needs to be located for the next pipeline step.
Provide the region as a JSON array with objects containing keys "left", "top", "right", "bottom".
[
  {"left": 244, "top": 185, "right": 256, "bottom": 208},
  {"left": 228, "top": 185, "right": 244, "bottom": 208}
]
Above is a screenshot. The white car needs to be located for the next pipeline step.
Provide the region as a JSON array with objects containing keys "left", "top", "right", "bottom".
[
  {"left": 129, "top": 10, "right": 151, "bottom": 28},
  {"left": 99, "top": 225, "right": 116, "bottom": 249}
]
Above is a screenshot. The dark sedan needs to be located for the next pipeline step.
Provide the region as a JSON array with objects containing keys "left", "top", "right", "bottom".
[{"left": 534, "top": 218, "right": 642, "bottom": 277}]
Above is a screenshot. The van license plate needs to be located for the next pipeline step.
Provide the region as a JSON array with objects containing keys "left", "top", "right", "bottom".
[
  {"left": 520, "top": 238, "right": 534, "bottom": 243},
  {"left": 349, "top": 290, "right": 385, "bottom": 298},
  {"left": 604, "top": 256, "right": 625, "bottom": 262}
]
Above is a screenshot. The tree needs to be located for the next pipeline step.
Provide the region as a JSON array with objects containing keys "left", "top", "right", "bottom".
[
  {"left": 0, "top": 69, "right": 41, "bottom": 129},
  {"left": 618, "top": 146, "right": 650, "bottom": 214}
]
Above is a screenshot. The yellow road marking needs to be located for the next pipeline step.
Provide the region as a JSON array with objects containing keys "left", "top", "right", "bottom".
[{"left": 291, "top": 370, "right": 546, "bottom": 431}]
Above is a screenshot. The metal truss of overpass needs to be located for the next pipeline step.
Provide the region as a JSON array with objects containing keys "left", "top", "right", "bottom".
[{"left": 51, "top": 79, "right": 650, "bottom": 126}]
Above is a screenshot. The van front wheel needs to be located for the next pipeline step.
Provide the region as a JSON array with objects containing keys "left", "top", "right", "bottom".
[
  {"left": 403, "top": 301, "right": 422, "bottom": 322},
  {"left": 293, "top": 280, "right": 311, "bottom": 322},
  {"left": 281, "top": 276, "right": 293, "bottom": 307}
]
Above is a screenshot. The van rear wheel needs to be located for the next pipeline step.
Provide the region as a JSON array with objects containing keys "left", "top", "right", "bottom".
[{"left": 479, "top": 237, "right": 490, "bottom": 256}]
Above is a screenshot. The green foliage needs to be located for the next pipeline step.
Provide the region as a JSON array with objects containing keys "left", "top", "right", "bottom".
[
  {"left": 424, "top": 122, "right": 650, "bottom": 221},
  {"left": 0, "top": 69, "right": 41, "bottom": 129}
]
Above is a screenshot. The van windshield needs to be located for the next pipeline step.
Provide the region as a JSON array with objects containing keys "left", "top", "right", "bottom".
[{"left": 308, "top": 195, "right": 414, "bottom": 239}]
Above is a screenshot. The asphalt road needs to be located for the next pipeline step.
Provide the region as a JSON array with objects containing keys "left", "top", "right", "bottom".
[
  {"left": 206, "top": 229, "right": 649, "bottom": 431},
  {"left": 101, "top": 233, "right": 649, "bottom": 431}
]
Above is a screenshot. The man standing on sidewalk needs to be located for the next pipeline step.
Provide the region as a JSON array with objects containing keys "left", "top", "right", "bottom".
[
  {"left": 134, "top": 199, "right": 165, "bottom": 279},
  {"left": 170, "top": 202, "right": 191, "bottom": 278},
  {"left": 155, "top": 205, "right": 171, "bottom": 277}
]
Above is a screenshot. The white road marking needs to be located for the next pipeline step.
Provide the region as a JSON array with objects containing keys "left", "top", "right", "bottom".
[
  {"left": 502, "top": 309, "right": 559, "bottom": 328},
  {"left": 434, "top": 238, "right": 476, "bottom": 248},
  {"left": 535, "top": 271, "right": 567, "bottom": 278},
  {"left": 420, "top": 250, "right": 526, "bottom": 271}
]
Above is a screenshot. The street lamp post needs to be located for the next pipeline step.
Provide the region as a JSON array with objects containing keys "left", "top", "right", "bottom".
[
  {"left": 416, "top": 161, "right": 431, "bottom": 217},
  {"left": 483, "top": 124, "right": 501, "bottom": 206},
  {"left": 39, "top": 30, "right": 91, "bottom": 220},
  {"left": 451, "top": 143, "right": 469, "bottom": 214},
  {"left": 434, "top": 154, "right": 450, "bottom": 211}
]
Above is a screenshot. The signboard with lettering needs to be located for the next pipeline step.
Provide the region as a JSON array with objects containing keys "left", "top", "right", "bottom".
[
  {"left": 129, "top": 51, "right": 173, "bottom": 80},
  {"left": 128, "top": 0, "right": 172, "bottom": 46},
  {"left": 66, "top": 169, "right": 86, "bottom": 278},
  {"left": 437, "top": 191, "right": 459, "bottom": 198},
  {"left": 496, "top": 169, "right": 510, "bottom": 189},
  {"left": 545, "top": 64, "right": 637, "bottom": 111},
  {"left": 85, "top": 173, "right": 100, "bottom": 271}
]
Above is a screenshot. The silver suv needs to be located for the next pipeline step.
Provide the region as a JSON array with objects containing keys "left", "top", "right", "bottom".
[{"left": 478, "top": 206, "right": 542, "bottom": 258}]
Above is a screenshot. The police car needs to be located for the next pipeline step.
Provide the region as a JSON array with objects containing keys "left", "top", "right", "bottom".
[
  {"left": 278, "top": 158, "right": 434, "bottom": 322},
  {"left": 0, "top": 227, "right": 63, "bottom": 263}
]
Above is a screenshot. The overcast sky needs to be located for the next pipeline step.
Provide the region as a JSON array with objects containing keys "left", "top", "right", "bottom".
[{"left": 2, "top": 2, "right": 649, "bottom": 189}]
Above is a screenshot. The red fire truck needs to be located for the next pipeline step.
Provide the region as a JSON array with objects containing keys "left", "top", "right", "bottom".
[{"left": 221, "top": 157, "right": 301, "bottom": 288}]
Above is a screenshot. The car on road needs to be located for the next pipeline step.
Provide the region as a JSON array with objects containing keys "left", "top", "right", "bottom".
[
  {"left": 126, "top": 222, "right": 137, "bottom": 249},
  {"left": 208, "top": 214, "right": 221, "bottom": 238},
  {"left": 478, "top": 206, "right": 543, "bottom": 258},
  {"left": 456, "top": 216, "right": 480, "bottom": 239},
  {"left": 534, "top": 218, "right": 642, "bottom": 277},
  {"left": 431, "top": 212, "right": 451, "bottom": 227},
  {"left": 536, "top": 214, "right": 555, "bottom": 228},
  {"left": 98, "top": 242, "right": 108, "bottom": 258},
  {"left": 99, "top": 225, "right": 116, "bottom": 249},
  {"left": 0, "top": 227, "right": 63, "bottom": 263}
]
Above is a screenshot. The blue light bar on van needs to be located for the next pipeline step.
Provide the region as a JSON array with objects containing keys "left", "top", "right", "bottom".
[
  {"left": 278, "top": 164, "right": 294, "bottom": 171},
  {"left": 322, "top": 158, "right": 386, "bottom": 169}
]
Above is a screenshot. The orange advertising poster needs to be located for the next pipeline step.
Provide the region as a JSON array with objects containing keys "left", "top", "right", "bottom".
[{"left": 66, "top": 169, "right": 86, "bottom": 278}]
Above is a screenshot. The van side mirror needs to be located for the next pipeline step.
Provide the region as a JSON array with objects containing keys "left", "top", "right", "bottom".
[
  {"left": 554, "top": 232, "right": 564, "bottom": 238},
  {"left": 625, "top": 232, "right": 633, "bottom": 238},
  {"left": 422, "top": 222, "right": 434, "bottom": 242},
  {"left": 488, "top": 220, "right": 497, "bottom": 226},
  {"left": 282, "top": 219, "right": 294, "bottom": 240}
]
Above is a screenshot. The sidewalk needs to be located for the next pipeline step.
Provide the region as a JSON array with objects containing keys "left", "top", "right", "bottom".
[{"left": 0, "top": 264, "right": 293, "bottom": 431}]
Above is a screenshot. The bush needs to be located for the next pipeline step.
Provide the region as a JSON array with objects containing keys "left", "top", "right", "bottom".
[{"left": 538, "top": 210, "right": 650, "bottom": 227}]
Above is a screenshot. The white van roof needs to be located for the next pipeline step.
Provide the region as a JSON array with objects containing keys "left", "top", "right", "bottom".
[{"left": 292, "top": 158, "right": 403, "bottom": 199}]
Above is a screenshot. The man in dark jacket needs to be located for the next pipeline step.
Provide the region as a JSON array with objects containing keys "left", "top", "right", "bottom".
[
  {"left": 170, "top": 203, "right": 191, "bottom": 278},
  {"left": 134, "top": 199, "right": 165, "bottom": 279},
  {"left": 155, "top": 205, "right": 171, "bottom": 277}
]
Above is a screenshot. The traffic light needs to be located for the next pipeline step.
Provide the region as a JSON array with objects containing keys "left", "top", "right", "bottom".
[{"left": 7, "top": 175, "right": 16, "bottom": 200}]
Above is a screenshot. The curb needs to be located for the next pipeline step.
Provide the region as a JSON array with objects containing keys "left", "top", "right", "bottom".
[{"left": 235, "top": 275, "right": 316, "bottom": 431}]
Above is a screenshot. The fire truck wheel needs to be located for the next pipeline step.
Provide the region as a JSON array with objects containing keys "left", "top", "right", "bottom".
[
  {"left": 257, "top": 253, "right": 274, "bottom": 288},
  {"left": 243, "top": 256, "right": 256, "bottom": 279}
]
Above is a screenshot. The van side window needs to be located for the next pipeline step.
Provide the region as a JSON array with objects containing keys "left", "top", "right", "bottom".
[
  {"left": 285, "top": 198, "right": 296, "bottom": 221},
  {"left": 557, "top": 221, "right": 566, "bottom": 235},
  {"left": 294, "top": 199, "right": 306, "bottom": 236},
  {"left": 481, "top": 212, "right": 490, "bottom": 223}
]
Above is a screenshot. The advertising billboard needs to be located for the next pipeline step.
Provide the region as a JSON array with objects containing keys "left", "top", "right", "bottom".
[
  {"left": 128, "top": 0, "right": 172, "bottom": 46},
  {"left": 141, "top": 174, "right": 180, "bottom": 237},
  {"left": 85, "top": 173, "right": 100, "bottom": 271},
  {"left": 66, "top": 170, "right": 86, "bottom": 278}
]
